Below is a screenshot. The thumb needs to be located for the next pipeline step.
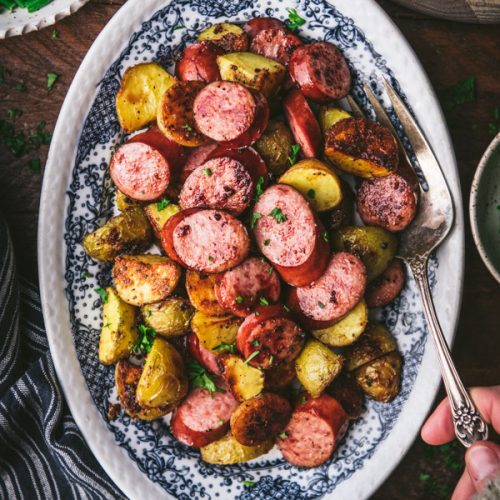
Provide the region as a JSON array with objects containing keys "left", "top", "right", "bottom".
[{"left": 465, "top": 442, "right": 500, "bottom": 492}]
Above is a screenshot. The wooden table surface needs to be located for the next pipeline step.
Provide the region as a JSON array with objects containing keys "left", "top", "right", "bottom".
[{"left": 0, "top": 1, "right": 499, "bottom": 497}]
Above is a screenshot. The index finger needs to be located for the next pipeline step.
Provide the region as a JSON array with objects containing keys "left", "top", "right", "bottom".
[{"left": 421, "top": 386, "right": 500, "bottom": 445}]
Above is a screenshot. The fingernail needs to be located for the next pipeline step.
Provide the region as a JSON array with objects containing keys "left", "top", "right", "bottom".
[{"left": 466, "top": 444, "right": 500, "bottom": 484}]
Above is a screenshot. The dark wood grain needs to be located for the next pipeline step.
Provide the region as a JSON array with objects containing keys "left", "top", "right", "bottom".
[{"left": 0, "top": 0, "right": 499, "bottom": 497}]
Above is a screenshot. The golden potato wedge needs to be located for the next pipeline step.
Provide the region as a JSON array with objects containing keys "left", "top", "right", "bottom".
[
  {"left": 346, "top": 322, "right": 398, "bottom": 372},
  {"left": 325, "top": 117, "right": 398, "bottom": 179},
  {"left": 219, "top": 354, "right": 265, "bottom": 401},
  {"left": 157, "top": 81, "right": 209, "bottom": 147},
  {"left": 295, "top": 340, "right": 344, "bottom": 398},
  {"left": 217, "top": 52, "right": 286, "bottom": 99},
  {"left": 279, "top": 159, "right": 343, "bottom": 212},
  {"left": 185, "top": 270, "right": 227, "bottom": 316},
  {"left": 143, "top": 201, "right": 180, "bottom": 238},
  {"left": 99, "top": 287, "right": 138, "bottom": 365},
  {"left": 116, "top": 63, "right": 176, "bottom": 133},
  {"left": 136, "top": 337, "right": 188, "bottom": 408},
  {"left": 113, "top": 254, "right": 181, "bottom": 306},
  {"left": 198, "top": 23, "right": 249, "bottom": 52},
  {"left": 332, "top": 226, "right": 398, "bottom": 281},
  {"left": 319, "top": 106, "right": 352, "bottom": 135},
  {"left": 355, "top": 351, "right": 401, "bottom": 402},
  {"left": 115, "top": 360, "right": 174, "bottom": 420},
  {"left": 82, "top": 207, "right": 153, "bottom": 263},
  {"left": 115, "top": 190, "right": 139, "bottom": 212},
  {"left": 191, "top": 311, "right": 242, "bottom": 351},
  {"left": 312, "top": 299, "right": 368, "bottom": 347},
  {"left": 254, "top": 120, "right": 293, "bottom": 175},
  {"left": 200, "top": 433, "right": 273, "bottom": 465},
  {"left": 141, "top": 297, "right": 194, "bottom": 337}
]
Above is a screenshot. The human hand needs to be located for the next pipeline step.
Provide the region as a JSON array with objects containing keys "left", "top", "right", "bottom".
[{"left": 421, "top": 386, "right": 500, "bottom": 500}]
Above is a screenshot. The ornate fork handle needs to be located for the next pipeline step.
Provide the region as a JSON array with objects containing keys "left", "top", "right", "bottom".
[{"left": 408, "top": 255, "right": 489, "bottom": 447}]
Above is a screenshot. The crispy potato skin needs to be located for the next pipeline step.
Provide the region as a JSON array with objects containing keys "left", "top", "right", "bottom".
[
  {"left": 113, "top": 254, "right": 181, "bottom": 306},
  {"left": 219, "top": 354, "right": 265, "bottom": 401},
  {"left": 332, "top": 226, "right": 398, "bottom": 282},
  {"left": 82, "top": 207, "right": 153, "bottom": 263},
  {"left": 328, "top": 372, "right": 364, "bottom": 420},
  {"left": 141, "top": 297, "right": 194, "bottom": 337},
  {"left": 136, "top": 338, "right": 188, "bottom": 408},
  {"left": 254, "top": 120, "right": 293, "bottom": 175},
  {"left": 191, "top": 311, "right": 242, "bottom": 351},
  {"left": 116, "top": 63, "right": 176, "bottom": 132},
  {"left": 319, "top": 106, "right": 352, "bottom": 135},
  {"left": 185, "top": 270, "right": 227, "bottom": 316},
  {"left": 295, "top": 340, "right": 344, "bottom": 398},
  {"left": 355, "top": 351, "right": 401, "bottom": 402},
  {"left": 230, "top": 393, "right": 291, "bottom": 446},
  {"left": 143, "top": 202, "right": 181, "bottom": 239},
  {"left": 115, "top": 190, "right": 139, "bottom": 212},
  {"left": 325, "top": 118, "right": 399, "bottom": 179},
  {"left": 200, "top": 433, "right": 273, "bottom": 464},
  {"left": 198, "top": 23, "right": 249, "bottom": 52},
  {"left": 99, "top": 287, "right": 138, "bottom": 365}
]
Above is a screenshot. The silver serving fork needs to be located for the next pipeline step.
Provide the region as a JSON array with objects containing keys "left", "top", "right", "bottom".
[{"left": 345, "top": 79, "right": 488, "bottom": 448}]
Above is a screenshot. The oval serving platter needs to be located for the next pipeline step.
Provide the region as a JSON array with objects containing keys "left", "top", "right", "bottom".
[{"left": 38, "top": 0, "right": 464, "bottom": 498}]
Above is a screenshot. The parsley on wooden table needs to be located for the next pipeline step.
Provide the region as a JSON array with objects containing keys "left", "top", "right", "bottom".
[
  {"left": 438, "top": 76, "right": 475, "bottom": 111},
  {"left": 47, "top": 72, "right": 59, "bottom": 91}
]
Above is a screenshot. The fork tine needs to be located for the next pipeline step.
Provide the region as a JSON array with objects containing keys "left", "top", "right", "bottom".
[{"left": 345, "top": 95, "right": 365, "bottom": 118}]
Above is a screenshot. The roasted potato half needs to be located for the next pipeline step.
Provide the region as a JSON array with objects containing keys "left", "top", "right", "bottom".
[
  {"left": 136, "top": 337, "right": 188, "bottom": 408},
  {"left": 312, "top": 299, "right": 368, "bottom": 347},
  {"left": 113, "top": 254, "right": 181, "bottom": 306},
  {"left": 219, "top": 354, "right": 265, "bottom": 401},
  {"left": 191, "top": 311, "right": 242, "bottom": 351},
  {"left": 198, "top": 23, "right": 249, "bottom": 52},
  {"left": 355, "top": 351, "right": 401, "bottom": 402},
  {"left": 141, "top": 297, "right": 194, "bottom": 337},
  {"left": 346, "top": 322, "right": 398, "bottom": 372},
  {"left": 82, "top": 207, "right": 153, "bottom": 263},
  {"left": 332, "top": 226, "right": 398, "bottom": 281},
  {"left": 115, "top": 190, "right": 139, "bottom": 212},
  {"left": 322, "top": 179, "right": 354, "bottom": 232},
  {"left": 254, "top": 120, "right": 293, "bottom": 175},
  {"left": 116, "top": 63, "right": 176, "bottom": 133},
  {"left": 144, "top": 201, "right": 180, "bottom": 238},
  {"left": 325, "top": 117, "right": 399, "bottom": 179},
  {"left": 295, "top": 340, "right": 344, "bottom": 398},
  {"left": 279, "top": 159, "right": 343, "bottom": 212},
  {"left": 99, "top": 287, "right": 138, "bottom": 365},
  {"left": 217, "top": 52, "right": 286, "bottom": 99},
  {"left": 185, "top": 270, "right": 227, "bottom": 316},
  {"left": 200, "top": 433, "right": 273, "bottom": 465},
  {"left": 319, "top": 106, "right": 352, "bottom": 135}
]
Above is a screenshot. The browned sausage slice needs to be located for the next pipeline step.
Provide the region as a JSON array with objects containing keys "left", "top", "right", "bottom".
[
  {"left": 175, "top": 41, "right": 224, "bottom": 83},
  {"left": 161, "top": 208, "right": 250, "bottom": 273},
  {"left": 365, "top": 259, "right": 405, "bottom": 308},
  {"left": 186, "top": 331, "right": 222, "bottom": 376},
  {"left": 230, "top": 393, "right": 292, "bottom": 446},
  {"left": 290, "top": 252, "right": 367, "bottom": 329},
  {"left": 181, "top": 143, "right": 218, "bottom": 182},
  {"left": 215, "top": 257, "right": 281, "bottom": 317},
  {"left": 253, "top": 184, "right": 329, "bottom": 286},
  {"left": 179, "top": 157, "right": 254, "bottom": 215},
  {"left": 277, "top": 394, "right": 348, "bottom": 467},
  {"left": 110, "top": 142, "right": 171, "bottom": 201},
  {"left": 289, "top": 42, "right": 351, "bottom": 102},
  {"left": 243, "top": 17, "right": 286, "bottom": 38},
  {"left": 250, "top": 29, "right": 303, "bottom": 65},
  {"left": 283, "top": 89, "right": 322, "bottom": 159},
  {"left": 356, "top": 173, "right": 417, "bottom": 232},
  {"left": 170, "top": 386, "right": 238, "bottom": 447}
]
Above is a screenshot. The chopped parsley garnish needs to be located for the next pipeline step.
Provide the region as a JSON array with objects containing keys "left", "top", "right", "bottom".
[
  {"left": 254, "top": 176, "right": 265, "bottom": 202},
  {"left": 16, "top": 80, "right": 27, "bottom": 92},
  {"left": 203, "top": 167, "right": 213, "bottom": 176},
  {"left": 29, "top": 121, "right": 52, "bottom": 148},
  {"left": 283, "top": 305, "right": 290, "bottom": 313},
  {"left": 173, "top": 24, "right": 184, "bottom": 31},
  {"left": 438, "top": 76, "right": 475, "bottom": 111},
  {"left": 104, "top": 322, "right": 111, "bottom": 328},
  {"left": 28, "top": 158, "right": 41, "bottom": 173},
  {"left": 235, "top": 295, "right": 244, "bottom": 304},
  {"left": 208, "top": 255, "right": 214, "bottom": 262},
  {"left": 269, "top": 354, "right": 274, "bottom": 366},
  {"left": 95, "top": 287, "right": 108, "bottom": 303},
  {"left": 288, "top": 143, "right": 300, "bottom": 165},
  {"left": 287, "top": 9, "right": 306, "bottom": 31},
  {"left": 252, "top": 340, "right": 260, "bottom": 347},
  {"left": 242, "top": 480, "right": 256, "bottom": 488},
  {"left": 156, "top": 197, "right": 171, "bottom": 211},
  {"left": 47, "top": 72, "right": 59, "bottom": 91},
  {"left": 263, "top": 239, "right": 270, "bottom": 246},
  {"left": 182, "top": 123, "right": 193, "bottom": 132},
  {"left": 269, "top": 207, "right": 287, "bottom": 222},
  {"left": 420, "top": 473, "right": 430, "bottom": 482},
  {"left": 279, "top": 431, "right": 288, "bottom": 439},
  {"left": 259, "top": 297, "right": 269, "bottom": 306},
  {"left": 6, "top": 108, "right": 22, "bottom": 120},
  {"left": 212, "top": 342, "right": 236, "bottom": 353},
  {"left": 51, "top": 29, "right": 59, "bottom": 39},
  {"left": 268, "top": 266, "right": 273, "bottom": 275},
  {"left": 146, "top": 309, "right": 152, "bottom": 317},
  {"left": 244, "top": 351, "right": 260, "bottom": 365},
  {"left": 188, "top": 361, "right": 225, "bottom": 396},
  {"left": 131, "top": 324, "right": 157, "bottom": 354},
  {"left": 318, "top": 301, "right": 325, "bottom": 309},
  {"left": 323, "top": 231, "right": 329, "bottom": 242},
  {"left": 307, "top": 189, "right": 315, "bottom": 199},
  {"left": 254, "top": 311, "right": 260, "bottom": 316},
  {"left": 300, "top": 395, "right": 306, "bottom": 405},
  {"left": 81, "top": 270, "right": 92, "bottom": 280},
  {"left": 251, "top": 212, "right": 262, "bottom": 228}
]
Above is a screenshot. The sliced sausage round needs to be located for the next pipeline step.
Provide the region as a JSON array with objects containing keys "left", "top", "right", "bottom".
[
  {"left": 181, "top": 143, "right": 218, "bottom": 182},
  {"left": 365, "top": 259, "right": 405, "bottom": 308},
  {"left": 253, "top": 184, "right": 329, "bottom": 286},
  {"left": 277, "top": 393, "right": 348, "bottom": 467},
  {"left": 264, "top": 360, "right": 296, "bottom": 391},
  {"left": 110, "top": 142, "right": 171, "bottom": 201},
  {"left": 289, "top": 42, "right": 351, "bottom": 102},
  {"left": 179, "top": 157, "right": 254, "bottom": 215},
  {"left": 215, "top": 257, "right": 281, "bottom": 317},
  {"left": 170, "top": 385, "right": 238, "bottom": 447},
  {"left": 236, "top": 304, "right": 305, "bottom": 369},
  {"left": 250, "top": 29, "right": 303, "bottom": 65},
  {"left": 290, "top": 252, "right": 367, "bottom": 329},
  {"left": 283, "top": 89, "right": 322, "bottom": 159},
  {"left": 230, "top": 393, "right": 292, "bottom": 446},
  {"left": 186, "top": 331, "right": 222, "bottom": 376},
  {"left": 175, "top": 41, "right": 224, "bottom": 83},
  {"left": 356, "top": 173, "right": 417, "bottom": 232},
  {"left": 243, "top": 17, "right": 286, "bottom": 38},
  {"left": 161, "top": 208, "right": 250, "bottom": 273}
]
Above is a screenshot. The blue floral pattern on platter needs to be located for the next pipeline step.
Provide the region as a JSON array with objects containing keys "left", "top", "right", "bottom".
[{"left": 64, "top": 1, "right": 437, "bottom": 498}]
